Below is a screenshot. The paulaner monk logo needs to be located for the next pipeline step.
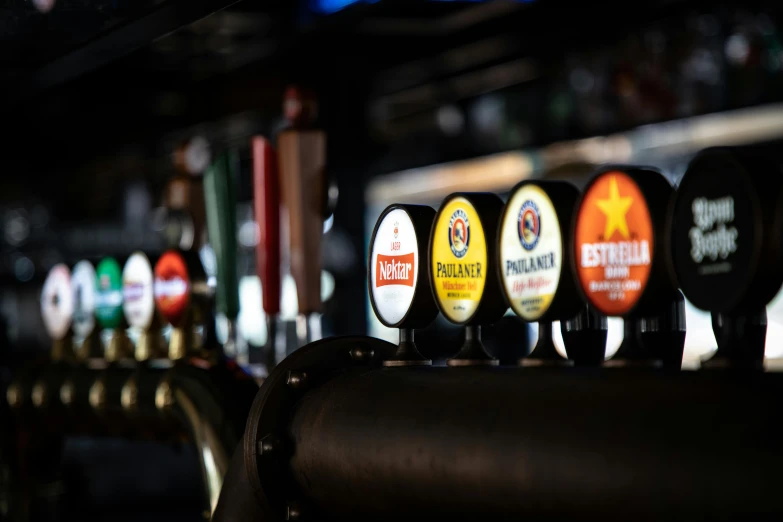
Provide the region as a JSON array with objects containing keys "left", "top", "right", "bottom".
[
  {"left": 376, "top": 253, "right": 415, "bottom": 288},
  {"left": 448, "top": 209, "right": 470, "bottom": 258}
]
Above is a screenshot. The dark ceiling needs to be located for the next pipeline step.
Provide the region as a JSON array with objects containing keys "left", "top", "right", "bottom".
[{"left": 1, "top": 0, "right": 781, "bottom": 219}]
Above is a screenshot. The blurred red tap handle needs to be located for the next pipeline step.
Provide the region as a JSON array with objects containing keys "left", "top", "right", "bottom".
[{"left": 252, "top": 136, "right": 281, "bottom": 316}]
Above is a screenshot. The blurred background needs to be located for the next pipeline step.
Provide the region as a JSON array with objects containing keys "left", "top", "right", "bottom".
[
  {"left": 4, "top": 0, "right": 783, "bottom": 364},
  {"left": 4, "top": 1, "right": 783, "bottom": 518}
]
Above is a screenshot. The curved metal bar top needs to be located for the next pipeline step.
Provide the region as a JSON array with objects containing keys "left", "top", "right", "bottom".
[
  {"left": 215, "top": 335, "right": 783, "bottom": 522},
  {"left": 6, "top": 357, "right": 258, "bottom": 519}
]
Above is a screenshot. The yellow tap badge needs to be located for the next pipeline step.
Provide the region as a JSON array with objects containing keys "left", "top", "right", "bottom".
[{"left": 431, "top": 197, "right": 487, "bottom": 323}]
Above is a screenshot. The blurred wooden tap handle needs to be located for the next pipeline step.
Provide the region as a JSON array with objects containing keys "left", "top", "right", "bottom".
[{"left": 278, "top": 127, "right": 326, "bottom": 315}]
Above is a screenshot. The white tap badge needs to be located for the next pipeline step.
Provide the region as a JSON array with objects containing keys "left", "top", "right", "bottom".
[
  {"left": 41, "top": 264, "right": 74, "bottom": 340},
  {"left": 71, "top": 260, "right": 97, "bottom": 340},
  {"left": 370, "top": 209, "right": 418, "bottom": 325},
  {"left": 122, "top": 252, "right": 156, "bottom": 330},
  {"left": 499, "top": 184, "right": 562, "bottom": 321}
]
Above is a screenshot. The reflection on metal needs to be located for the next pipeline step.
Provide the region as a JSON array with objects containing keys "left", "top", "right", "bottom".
[
  {"left": 6, "top": 384, "right": 21, "bottom": 409},
  {"left": 60, "top": 380, "right": 75, "bottom": 407},
  {"left": 366, "top": 102, "right": 783, "bottom": 205},
  {"left": 31, "top": 381, "right": 47, "bottom": 409},
  {"left": 155, "top": 380, "right": 174, "bottom": 411},
  {"left": 88, "top": 379, "right": 106, "bottom": 410},
  {"left": 173, "top": 389, "right": 228, "bottom": 516},
  {"left": 120, "top": 377, "right": 139, "bottom": 411}
]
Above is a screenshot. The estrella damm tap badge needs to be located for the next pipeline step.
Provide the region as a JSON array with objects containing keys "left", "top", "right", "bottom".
[
  {"left": 370, "top": 208, "right": 418, "bottom": 325},
  {"left": 432, "top": 197, "right": 486, "bottom": 323},
  {"left": 575, "top": 172, "right": 653, "bottom": 316},
  {"left": 500, "top": 185, "right": 561, "bottom": 321}
]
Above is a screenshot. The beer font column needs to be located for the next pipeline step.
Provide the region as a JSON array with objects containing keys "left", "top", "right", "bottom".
[
  {"left": 95, "top": 257, "right": 133, "bottom": 361},
  {"left": 369, "top": 204, "right": 439, "bottom": 365},
  {"left": 40, "top": 264, "right": 75, "bottom": 362},
  {"left": 430, "top": 193, "right": 507, "bottom": 365},
  {"left": 573, "top": 168, "right": 686, "bottom": 368},
  {"left": 498, "top": 180, "right": 607, "bottom": 366},
  {"left": 123, "top": 252, "right": 166, "bottom": 362},
  {"left": 71, "top": 260, "right": 102, "bottom": 361},
  {"left": 154, "top": 250, "right": 209, "bottom": 361},
  {"left": 670, "top": 147, "right": 783, "bottom": 369}
]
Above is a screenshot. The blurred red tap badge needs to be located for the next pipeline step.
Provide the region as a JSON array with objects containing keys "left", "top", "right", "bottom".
[
  {"left": 154, "top": 250, "right": 191, "bottom": 326},
  {"left": 375, "top": 253, "right": 415, "bottom": 288}
]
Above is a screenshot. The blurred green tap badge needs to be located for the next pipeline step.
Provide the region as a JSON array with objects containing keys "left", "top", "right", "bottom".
[{"left": 95, "top": 257, "right": 124, "bottom": 329}]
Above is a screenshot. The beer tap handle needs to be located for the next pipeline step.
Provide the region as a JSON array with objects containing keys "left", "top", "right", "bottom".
[
  {"left": 204, "top": 150, "right": 242, "bottom": 362},
  {"left": 278, "top": 86, "right": 326, "bottom": 347},
  {"left": 252, "top": 136, "right": 283, "bottom": 369}
]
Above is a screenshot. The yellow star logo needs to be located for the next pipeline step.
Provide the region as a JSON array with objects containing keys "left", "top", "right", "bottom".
[{"left": 595, "top": 176, "right": 633, "bottom": 240}]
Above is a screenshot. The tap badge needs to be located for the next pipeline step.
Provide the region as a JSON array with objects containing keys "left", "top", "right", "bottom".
[
  {"left": 370, "top": 208, "right": 419, "bottom": 325},
  {"left": 41, "top": 264, "right": 74, "bottom": 341},
  {"left": 122, "top": 252, "right": 156, "bottom": 330},
  {"left": 448, "top": 209, "right": 470, "bottom": 258},
  {"left": 71, "top": 260, "right": 97, "bottom": 340},
  {"left": 95, "top": 257, "right": 124, "bottom": 329},
  {"left": 500, "top": 185, "right": 561, "bottom": 321},
  {"left": 575, "top": 172, "right": 653, "bottom": 316},
  {"left": 154, "top": 250, "right": 191, "bottom": 327},
  {"left": 518, "top": 200, "right": 541, "bottom": 251},
  {"left": 432, "top": 197, "right": 486, "bottom": 324}
]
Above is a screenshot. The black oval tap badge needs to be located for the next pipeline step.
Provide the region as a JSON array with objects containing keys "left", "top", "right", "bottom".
[{"left": 670, "top": 150, "right": 757, "bottom": 312}]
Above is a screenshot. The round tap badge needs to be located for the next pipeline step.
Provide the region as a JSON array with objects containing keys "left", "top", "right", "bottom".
[
  {"left": 575, "top": 171, "right": 653, "bottom": 316},
  {"left": 122, "top": 252, "right": 156, "bottom": 330},
  {"left": 431, "top": 197, "right": 487, "bottom": 323},
  {"left": 670, "top": 151, "right": 757, "bottom": 311},
  {"left": 370, "top": 208, "right": 419, "bottom": 326},
  {"left": 95, "top": 258, "right": 124, "bottom": 329},
  {"left": 41, "top": 264, "right": 74, "bottom": 340},
  {"left": 500, "top": 185, "right": 561, "bottom": 321},
  {"left": 154, "top": 250, "right": 191, "bottom": 327},
  {"left": 71, "top": 260, "right": 97, "bottom": 340}
]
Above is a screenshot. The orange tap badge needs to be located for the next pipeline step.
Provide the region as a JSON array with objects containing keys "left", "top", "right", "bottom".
[{"left": 575, "top": 172, "right": 653, "bottom": 316}]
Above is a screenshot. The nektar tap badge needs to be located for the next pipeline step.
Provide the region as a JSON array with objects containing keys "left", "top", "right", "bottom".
[
  {"left": 448, "top": 209, "right": 470, "bottom": 258},
  {"left": 518, "top": 200, "right": 541, "bottom": 251}
]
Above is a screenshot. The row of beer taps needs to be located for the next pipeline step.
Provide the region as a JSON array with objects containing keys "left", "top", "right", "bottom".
[{"left": 3, "top": 86, "right": 329, "bottom": 521}]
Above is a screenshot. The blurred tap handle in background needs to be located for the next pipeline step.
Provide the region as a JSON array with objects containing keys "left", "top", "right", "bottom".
[
  {"left": 252, "top": 136, "right": 282, "bottom": 370},
  {"left": 203, "top": 149, "right": 242, "bottom": 362},
  {"left": 278, "top": 85, "right": 326, "bottom": 346},
  {"left": 252, "top": 137, "right": 281, "bottom": 318},
  {"left": 169, "top": 136, "right": 211, "bottom": 251}
]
